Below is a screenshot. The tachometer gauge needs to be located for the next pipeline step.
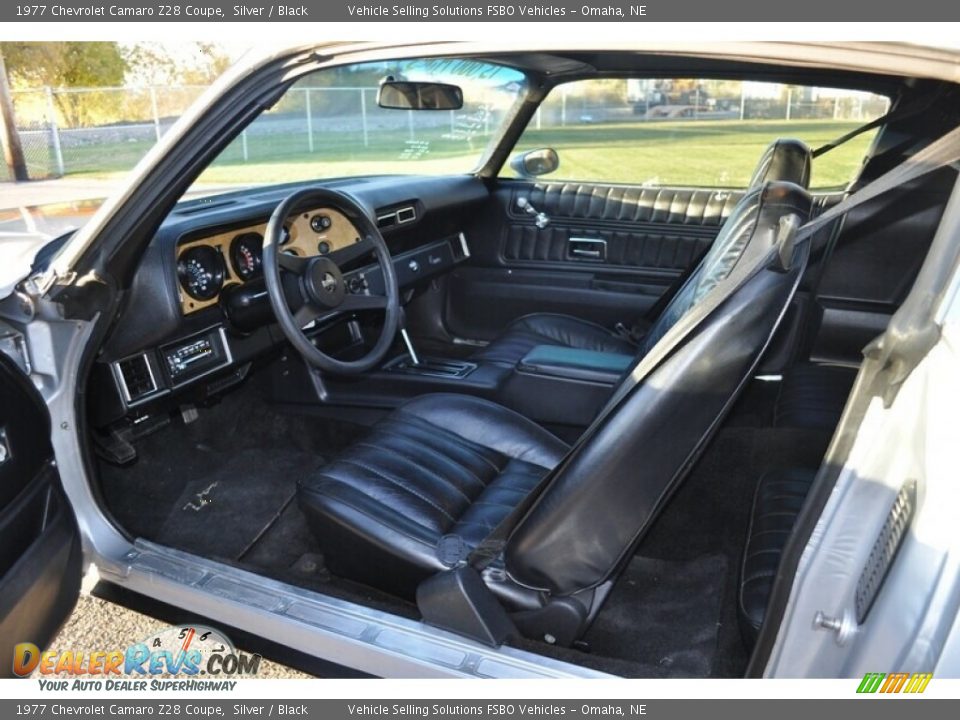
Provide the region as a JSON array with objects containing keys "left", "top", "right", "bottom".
[
  {"left": 229, "top": 232, "right": 263, "bottom": 280},
  {"left": 177, "top": 245, "right": 225, "bottom": 301}
]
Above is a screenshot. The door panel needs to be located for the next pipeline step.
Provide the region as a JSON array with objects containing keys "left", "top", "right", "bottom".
[
  {"left": 446, "top": 267, "right": 668, "bottom": 340},
  {"left": 447, "top": 180, "right": 743, "bottom": 341},
  {"left": 0, "top": 352, "right": 81, "bottom": 679}
]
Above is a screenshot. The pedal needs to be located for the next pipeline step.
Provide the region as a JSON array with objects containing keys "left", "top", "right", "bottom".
[
  {"left": 93, "top": 429, "right": 137, "bottom": 465},
  {"left": 93, "top": 413, "right": 171, "bottom": 466},
  {"left": 180, "top": 404, "right": 199, "bottom": 424}
]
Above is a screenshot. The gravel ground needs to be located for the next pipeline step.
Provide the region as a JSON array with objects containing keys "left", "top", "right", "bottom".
[{"left": 34, "top": 588, "right": 310, "bottom": 679}]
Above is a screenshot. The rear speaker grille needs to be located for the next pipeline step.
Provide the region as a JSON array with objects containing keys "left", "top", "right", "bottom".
[{"left": 855, "top": 480, "right": 916, "bottom": 623}]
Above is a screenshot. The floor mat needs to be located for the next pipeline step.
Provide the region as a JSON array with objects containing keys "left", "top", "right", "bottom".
[
  {"left": 584, "top": 554, "right": 728, "bottom": 678},
  {"left": 155, "top": 448, "right": 321, "bottom": 561},
  {"left": 241, "top": 501, "right": 421, "bottom": 619}
]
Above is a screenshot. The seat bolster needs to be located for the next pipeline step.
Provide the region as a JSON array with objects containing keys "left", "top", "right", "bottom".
[
  {"left": 747, "top": 138, "right": 812, "bottom": 190},
  {"left": 297, "top": 478, "right": 447, "bottom": 597},
  {"left": 396, "top": 393, "right": 569, "bottom": 470}
]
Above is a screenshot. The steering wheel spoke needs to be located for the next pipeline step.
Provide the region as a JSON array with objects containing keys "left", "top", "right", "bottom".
[
  {"left": 278, "top": 251, "right": 310, "bottom": 274},
  {"left": 294, "top": 301, "right": 322, "bottom": 328},
  {"left": 332, "top": 236, "right": 376, "bottom": 266}
]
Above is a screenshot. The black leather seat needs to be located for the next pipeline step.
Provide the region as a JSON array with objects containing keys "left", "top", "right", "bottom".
[
  {"left": 775, "top": 363, "right": 858, "bottom": 430},
  {"left": 297, "top": 393, "right": 568, "bottom": 604},
  {"left": 738, "top": 468, "right": 816, "bottom": 647},
  {"left": 299, "top": 178, "right": 813, "bottom": 644},
  {"left": 472, "top": 138, "right": 812, "bottom": 368}
]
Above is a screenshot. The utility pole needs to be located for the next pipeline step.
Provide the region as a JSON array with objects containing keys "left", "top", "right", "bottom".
[{"left": 0, "top": 49, "right": 28, "bottom": 181}]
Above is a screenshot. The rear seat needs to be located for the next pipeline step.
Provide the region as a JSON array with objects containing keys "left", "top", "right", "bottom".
[
  {"left": 738, "top": 467, "right": 817, "bottom": 647},
  {"left": 775, "top": 363, "right": 858, "bottom": 430}
]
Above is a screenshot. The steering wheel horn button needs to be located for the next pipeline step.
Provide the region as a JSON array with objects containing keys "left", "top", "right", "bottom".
[{"left": 303, "top": 256, "right": 346, "bottom": 308}]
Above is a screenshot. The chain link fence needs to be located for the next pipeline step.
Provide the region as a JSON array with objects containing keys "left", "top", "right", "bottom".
[
  {"left": 532, "top": 81, "right": 889, "bottom": 126},
  {"left": 1, "top": 80, "right": 890, "bottom": 184},
  {"left": 1, "top": 84, "right": 495, "bottom": 182},
  {"left": 2, "top": 85, "right": 209, "bottom": 181}
]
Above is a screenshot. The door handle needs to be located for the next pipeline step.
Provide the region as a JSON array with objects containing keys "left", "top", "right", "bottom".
[{"left": 567, "top": 238, "right": 606, "bottom": 262}]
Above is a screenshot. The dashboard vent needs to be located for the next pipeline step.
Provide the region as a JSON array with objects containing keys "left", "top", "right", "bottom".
[
  {"left": 116, "top": 354, "right": 158, "bottom": 403},
  {"left": 377, "top": 204, "right": 417, "bottom": 229}
]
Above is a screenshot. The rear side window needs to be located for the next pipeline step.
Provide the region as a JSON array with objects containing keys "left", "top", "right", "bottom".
[{"left": 503, "top": 78, "right": 890, "bottom": 189}]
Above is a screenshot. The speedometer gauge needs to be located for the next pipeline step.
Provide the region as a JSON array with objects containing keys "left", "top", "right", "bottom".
[
  {"left": 229, "top": 232, "right": 263, "bottom": 280},
  {"left": 177, "top": 245, "right": 225, "bottom": 301}
]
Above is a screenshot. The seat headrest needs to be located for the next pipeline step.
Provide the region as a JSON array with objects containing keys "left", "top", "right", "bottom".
[{"left": 748, "top": 138, "right": 812, "bottom": 190}]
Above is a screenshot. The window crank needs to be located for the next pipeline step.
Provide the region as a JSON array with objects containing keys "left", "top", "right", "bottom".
[{"left": 516, "top": 196, "right": 550, "bottom": 229}]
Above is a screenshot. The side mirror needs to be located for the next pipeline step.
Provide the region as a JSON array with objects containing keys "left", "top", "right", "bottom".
[
  {"left": 377, "top": 81, "right": 464, "bottom": 111},
  {"left": 510, "top": 148, "right": 559, "bottom": 178}
]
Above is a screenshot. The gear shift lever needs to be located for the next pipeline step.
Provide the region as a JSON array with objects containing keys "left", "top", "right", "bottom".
[{"left": 397, "top": 307, "right": 421, "bottom": 366}]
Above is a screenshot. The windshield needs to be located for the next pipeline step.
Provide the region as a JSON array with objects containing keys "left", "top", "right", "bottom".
[{"left": 189, "top": 58, "right": 527, "bottom": 192}]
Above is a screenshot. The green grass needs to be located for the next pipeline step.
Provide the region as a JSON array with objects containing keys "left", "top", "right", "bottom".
[
  {"left": 59, "top": 118, "right": 873, "bottom": 190},
  {"left": 508, "top": 119, "right": 874, "bottom": 188}
]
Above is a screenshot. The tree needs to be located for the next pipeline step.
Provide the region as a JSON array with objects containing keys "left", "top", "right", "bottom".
[
  {"left": 121, "top": 42, "right": 232, "bottom": 86},
  {"left": 0, "top": 42, "right": 127, "bottom": 127},
  {"left": 0, "top": 48, "right": 28, "bottom": 181}
]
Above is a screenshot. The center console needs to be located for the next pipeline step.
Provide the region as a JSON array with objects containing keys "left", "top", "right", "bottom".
[
  {"left": 382, "top": 356, "right": 478, "bottom": 379},
  {"left": 497, "top": 345, "right": 634, "bottom": 426}
]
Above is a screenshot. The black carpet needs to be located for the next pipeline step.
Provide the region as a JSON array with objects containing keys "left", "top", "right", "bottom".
[
  {"left": 584, "top": 555, "right": 728, "bottom": 678},
  {"left": 97, "top": 383, "right": 364, "bottom": 553},
  {"left": 636, "top": 424, "right": 833, "bottom": 678},
  {"left": 96, "top": 374, "right": 836, "bottom": 679},
  {"left": 155, "top": 447, "right": 319, "bottom": 561}
]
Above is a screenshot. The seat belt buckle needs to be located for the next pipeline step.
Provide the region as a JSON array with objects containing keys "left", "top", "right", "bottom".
[{"left": 614, "top": 322, "right": 641, "bottom": 343}]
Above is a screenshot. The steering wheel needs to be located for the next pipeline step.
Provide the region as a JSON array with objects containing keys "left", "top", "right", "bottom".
[{"left": 262, "top": 188, "right": 400, "bottom": 374}]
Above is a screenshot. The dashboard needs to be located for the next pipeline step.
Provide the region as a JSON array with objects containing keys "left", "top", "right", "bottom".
[
  {"left": 176, "top": 207, "right": 365, "bottom": 315},
  {"left": 91, "top": 174, "right": 488, "bottom": 427}
]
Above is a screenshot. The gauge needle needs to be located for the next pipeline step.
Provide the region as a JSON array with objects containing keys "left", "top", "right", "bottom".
[
  {"left": 181, "top": 627, "right": 195, "bottom": 653},
  {"left": 173, "top": 627, "right": 196, "bottom": 671}
]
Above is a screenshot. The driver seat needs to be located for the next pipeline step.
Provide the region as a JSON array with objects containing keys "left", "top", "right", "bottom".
[{"left": 298, "top": 179, "right": 812, "bottom": 644}]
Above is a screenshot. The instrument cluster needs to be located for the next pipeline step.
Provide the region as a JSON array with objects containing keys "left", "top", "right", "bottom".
[{"left": 175, "top": 208, "right": 361, "bottom": 315}]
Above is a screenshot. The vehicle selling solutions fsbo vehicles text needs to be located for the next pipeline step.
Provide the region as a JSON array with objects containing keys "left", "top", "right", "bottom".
[{"left": 346, "top": 5, "right": 648, "bottom": 17}]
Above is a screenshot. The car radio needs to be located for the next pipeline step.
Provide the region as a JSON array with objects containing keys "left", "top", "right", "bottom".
[{"left": 160, "top": 327, "right": 231, "bottom": 385}]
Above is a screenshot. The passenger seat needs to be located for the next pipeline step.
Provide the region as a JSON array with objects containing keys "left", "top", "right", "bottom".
[{"left": 472, "top": 139, "right": 812, "bottom": 367}]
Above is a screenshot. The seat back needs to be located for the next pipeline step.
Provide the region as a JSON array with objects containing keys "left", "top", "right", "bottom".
[
  {"left": 504, "top": 181, "right": 813, "bottom": 598},
  {"left": 640, "top": 139, "right": 811, "bottom": 352}
]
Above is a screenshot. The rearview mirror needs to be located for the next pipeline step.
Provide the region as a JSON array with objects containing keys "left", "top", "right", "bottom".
[
  {"left": 377, "top": 81, "right": 464, "bottom": 111},
  {"left": 510, "top": 148, "right": 559, "bottom": 178}
]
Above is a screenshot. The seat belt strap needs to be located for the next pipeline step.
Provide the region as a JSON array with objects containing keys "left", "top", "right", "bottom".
[
  {"left": 811, "top": 92, "right": 940, "bottom": 159},
  {"left": 462, "top": 121, "right": 960, "bottom": 574},
  {"left": 640, "top": 242, "right": 711, "bottom": 324}
]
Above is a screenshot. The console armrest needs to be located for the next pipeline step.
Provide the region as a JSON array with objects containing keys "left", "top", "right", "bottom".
[{"left": 518, "top": 345, "right": 633, "bottom": 385}]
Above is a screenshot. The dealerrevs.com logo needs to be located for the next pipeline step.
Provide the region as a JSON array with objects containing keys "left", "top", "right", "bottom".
[{"left": 13, "top": 625, "right": 260, "bottom": 691}]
